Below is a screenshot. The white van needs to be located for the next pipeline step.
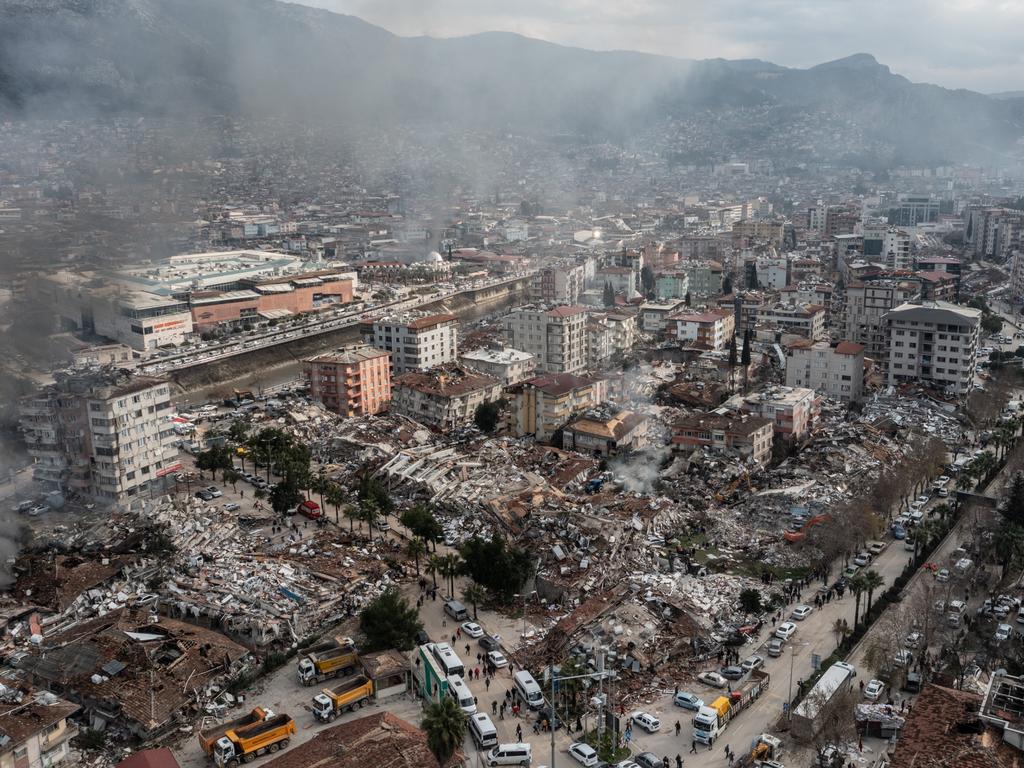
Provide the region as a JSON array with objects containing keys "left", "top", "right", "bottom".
[
  {"left": 469, "top": 712, "right": 498, "bottom": 748},
  {"left": 431, "top": 642, "right": 466, "bottom": 678},
  {"left": 446, "top": 674, "right": 476, "bottom": 715},
  {"left": 444, "top": 599, "right": 469, "bottom": 621},
  {"left": 513, "top": 670, "right": 545, "bottom": 710},
  {"left": 485, "top": 743, "right": 532, "bottom": 766}
]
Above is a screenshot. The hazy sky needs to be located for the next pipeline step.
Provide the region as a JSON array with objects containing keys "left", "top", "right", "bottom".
[{"left": 301, "top": 0, "right": 1024, "bottom": 93}]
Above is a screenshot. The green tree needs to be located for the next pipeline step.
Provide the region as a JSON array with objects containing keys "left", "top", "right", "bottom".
[
  {"left": 222, "top": 468, "right": 242, "bottom": 492},
  {"left": 740, "top": 329, "right": 751, "bottom": 392},
  {"left": 982, "top": 313, "right": 1003, "bottom": 335},
  {"left": 401, "top": 504, "right": 444, "bottom": 550},
  {"left": 196, "top": 445, "right": 233, "bottom": 481},
  {"left": 426, "top": 554, "right": 443, "bottom": 591},
  {"left": 359, "top": 588, "right": 423, "bottom": 652},
  {"left": 602, "top": 281, "right": 614, "bottom": 307},
  {"left": 861, "top": 569, "right": 885, "bottom": 618},
  {"left": 441, "top": 553, "right": 463, "bottom": 596},
  {"left": 343, "top": 504, "right": 361, "bottom": 533},
  {"left": 463, "top": 583, "right": 487, "bottom": 620},
  {"left": 422, "top": 696, "right": 467, "bottom": 764},
  {"left": 459, "top": 534, "right": 534, "bottom": 598},
  {"left": 359, "top": 472, "right": 394, "bottom": 520},
  {"left": 408, "top": 537, "right": 427, "bottom": 578},
  {"left": 269, "top": 476, "right": 303, "bottom": 516},
  {"left": 474, "top": 400, "right": 502, "bottom": 433},
  {"left": 722, "top": 274, "right": 733, "bottom": 295},
  {"left": 228, "top": 419, "right": 249, "bottom": 445},
  {"left": 738, "top": 588, "right": 762, "bottom": 614},
  {"left": 1003, "top": 472, "right": 1024, "bottom": 526},
  {"left": 849, "top": 572, "right": 868, "bottom": 628},
  {"left": 325, "top": 483, "right": 346, "bottom": 524},
  {"left": 640, "top": 264, "right": 656, "bottom": 297},
  {"left": 359, "top": 498, "right": 379, "bottom": 544}
]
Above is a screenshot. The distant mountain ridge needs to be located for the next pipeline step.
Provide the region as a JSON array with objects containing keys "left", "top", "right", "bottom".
[{"left": 0, "top": 0, "right": 1022, "bottom": 163}]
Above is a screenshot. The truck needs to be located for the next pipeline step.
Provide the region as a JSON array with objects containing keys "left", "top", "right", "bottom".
[
  {"left": 692, "top": 670, "right": 770, "bottom": 744},
  {"left": 212, "top": 713, "right": 296, "bottom": 768},
  {"left": 197, "top": 707, "right": 272, "bottom": 757},
  {"left": 312, "top": 675, "right": 374, "bottom": 722},
  {"left": 735, "top": 734, "right": 784, "bottom": 768},
  {"left": 791, "top": 662, "right": 856, "bottom": 741},
  {"left": 297, "top": 637, "right": 359, "bottom": 685}
]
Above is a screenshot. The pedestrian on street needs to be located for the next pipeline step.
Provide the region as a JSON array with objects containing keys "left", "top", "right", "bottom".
[
  {"left": 676, "top": 756, "right": 683, "bottom": 768},
  {"left": 492, "top": 700, "right": 497, "bottom": 715},
  {"left": 675, "top": 720, "right": 681, "bottom": 736},
  {"left": 516, "top": 724, "right": 523, "bottom": 741},
  {"left": 486, "top": 678, "right": 491, "bottom": 691},
  {"left": 441, "top": 618, "right": 446, "bottom": 627},
  {"left": 690, "top": 740, "right": 698, "bottom": 754},
  {"left": 465, "top": 644, "right": 471, "bottom": 656}
]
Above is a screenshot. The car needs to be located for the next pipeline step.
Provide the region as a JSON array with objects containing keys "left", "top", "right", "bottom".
[
  {"left": 909, "top": 509, "right": 925, "bottom": 523},
  {"left": 12, "top": 500, "right": 34, "bottom": 513},
  {"left": 843, "top": 565, "right": 860, "bottom": 579},
  {"left": 24, "top": 504, "right": 47, "bottom": 516},
  {"left": 892, "top": 525, "right": 907, "bottom": 540},
  {"left": 894, "top": 649, "right": 912, "bottom": 667},
  {"left": 766, "top": 638, "right": 785, "bottom": 657},
  {"left": 916, "top": 495, "right": 930, "bottom": 505},
  {"left": 223, "top": 502, "right": 240, "bottom": 512},
  {"left": 374, "top": 517, "right": 391, "bottom": 531},
  {"left": 630, "top": 711, "right": 660, "bottom": 733},
  {"left": 853, "top": 552, "right": 871, "bottom": 567},
  {"left": 205, "top": 486, "right": 223, "bottom": 498},
  {"left": 673, "top": 691, "right": 704, "bottom": 711},
  {"left": 741, "top": 655, "right": 765, "bottom": 672},
  {"left": 868, "top": 541, "right": 887, "bottom": 555},
  {"left": 461, "top": 622, "right": 485, "bottom": 639},
  {"left": 195, "top": 490, "right": 214, "bottom": 501},
  {"left": 697, "top": 671, "right": 727, "bottom": 688},
  {"left": 904, "top": 537, "right": 916, "bottom": 551},
  {"left": 996, "top": 623, "right": 1013, "bottom": 642},
  {"left": 479, "top": 635, "right": 501, "bottom": 652},
  {"left": 791, "top": 605, "right": 814, "bottom": 621},
  {"left": 633, "top": 755, "right": 661, "bottom": 768},
  {"left": 488, "top": 651, "right": 509, "bottom": 668},
  {"left": 569, "top": 742, "right": 599, "bottom": 767},
  {"left": 720, "top": 665, "right": 745, "bottom": 681},
  {"left": 534, "top": 707, "right": 562, "bottom": 730},
  {"left": 905, "top": 632, "right": 922, "bottom": 648},
  {"left": 414, "top": 630, "right": 430, "bottom": 645},
  {"left": 776, "top": 622, "right": 797, "bottom": 640},
  {"left": 863, "top": 679, "right": 885, "bottom": 701},
  {"left": 614, "top": 762, "right": 641, "bottom": 768},
  {"left": 936, "top": 568, "right": 950, "bottom": 583}
]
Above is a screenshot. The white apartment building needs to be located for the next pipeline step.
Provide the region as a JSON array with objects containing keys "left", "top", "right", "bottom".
[
  {"left": 665, "top": 311, "right": 735, "bottom": 351},
  {"left": 460, "top": 344, "right": 536, "bottom": 385},
  {"left": 371, "top": 313, "right": 458, "bottom": 374},
  {"left": 390, "top": 366, "right": 503, "bottom": 429},
  {"left": 20, "top": 372, "right": 179, "bottom": 501},
  {"left": 502, "top": 305, "right": 588, "bottom": 374},
  {"left": 91, "top": 291, "right": 193, "bottom": 351},
  {"left": 842, "top": 279, "right": 921, "bottom": 364},
  {"left": 531, "top": 263, "right": 586, "bottom": 305},
  {"left": 786, "top": 340, "right": 866, "bottom": 402},
  {"left": 884, "top": 301, "right": 981, "bottom": 396},
  {"left": 757, "top": 302, "right": 827, "bottom": 341}
]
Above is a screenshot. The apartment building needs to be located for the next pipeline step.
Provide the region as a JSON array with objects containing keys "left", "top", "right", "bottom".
[
  {"left": 370, "top": 313, "right": 458, "bottom": 374},
  {"left": 305, "top": 345, "right": 392, "bottom": 417},
  {"left": 507, "top": 373, "right": 607, "bottom": 441},
  {"left": 665, "top": 311, "right": 735, "bottom": 351},
  {"left": 842, "top": 278, "right": 921, "bottom": 364},
  {"left": 460, "top": 344, "right": 536, "bottom": 385},
  {"left": 562, "top": 410, "right": 649, "bottom": 456},
  {"left": 786, "top": 340, "right": 866, "bottom": 403},
  {"left": 502, "top": 305, "right": 588, "bottom": 374},
  {"left": 19, "top": 372, "right": 178, "bottom": 501},
  {"left": 863, "top": 226, "right": 912, "bottom": 271},
  {"left": 678, "top": 261, "right": 724, "bottom": 296},
  {"left": 654, "top": 271, "right": 689, "bottom": 301},
  {"left": 723, "top": 386, "right": 818, "bottom": 440},
  {"left": 672, "top": 412, "right": 774, "bottom": 466},
  {"left": 0, "top": 688, "right": 79, "bottom": 768},
  {"left": 757, "top": 303, "right": 827, "bottom": 341},
  {"left": 639, "top": 300, "right": 688, "bottom": 334},
  {"left": 390, "top": 366, "right": 503, "bottom": 429},
  {"left": 594, "top": 267, "right": 637, "bottom": 299},
  {"left": 884, "top": 301, "right": 981, "bottom": 396},
  {"left": 531, "top": 263, "right": 586, "bottom": 305}
]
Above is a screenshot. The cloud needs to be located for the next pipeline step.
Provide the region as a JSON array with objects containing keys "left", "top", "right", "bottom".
[{"left": 299, "top": 0, "right": 1024, "bottom": 92}]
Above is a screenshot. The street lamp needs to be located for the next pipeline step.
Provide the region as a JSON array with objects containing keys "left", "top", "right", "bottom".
[
  {"left": 546, "top": 656, "right": 608, "bottom": 768},
  {"left": 513, "top": 591, "right": 537, "bottom": 647},
  {"left": 786, "top": 640, "right": 810, "bottom": 720}
]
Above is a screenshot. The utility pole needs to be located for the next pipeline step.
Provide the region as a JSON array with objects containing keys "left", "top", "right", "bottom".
[{"left": 550, "top": 661, "right": 557, "bottom": 768}]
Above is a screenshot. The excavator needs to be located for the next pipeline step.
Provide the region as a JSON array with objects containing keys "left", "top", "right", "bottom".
[
  {"left": 783, "top": 513, "right": 830, "bottom": 543},
  {"left": 715, "top": 472, "right": 752, "bottom": 503}
]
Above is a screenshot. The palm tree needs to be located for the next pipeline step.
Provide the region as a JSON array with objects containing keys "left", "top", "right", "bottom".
[
  {"left": 408, "top": 538, "right": 427, "bottom": 577},
  {"left": 422, "top": 696, "right": 466, "bottom": 764},
  {"left": 442, "top": 553, "right": 463, "bottom": 597},
  {"left": 426, "top": 555, "right": 443, "bottom": 591},
  {"left": 463, "top": 583, "right": 487, "bottom": 620},
  {"left": 359, "top": 498, "right": 378, "bottom": 544},
  {"left": 861, "top": 569, "right": 886, "bottom": 619},
  {"left": 849, "top": 572, "right": 868, "bottom": 628},
  {"left": 311, "top": 470, "right": 328, "bottom": 512},
  {"left": 342, "top": 504, "right": 360, "bottom": 533},
  {"left": 325, "top": 483, "right": 345, "bottom": 524}
]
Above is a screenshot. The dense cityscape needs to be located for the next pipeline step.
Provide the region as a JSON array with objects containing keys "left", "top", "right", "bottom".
[{"left": 3, "top": 3, "right": 1024, "bottom": 768}]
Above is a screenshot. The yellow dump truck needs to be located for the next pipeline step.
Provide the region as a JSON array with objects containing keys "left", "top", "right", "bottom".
[
  {"left": 297, "top": 636, "right": 359, "bottom": 686},
  {"left": 198, "top": 707, "right": 271, "bottom": 757},
  {"left": 212, "top": 713, "right": 296, "bottom": 768},
  {"left": 312, "top": 675, "right": 374, "bottom": 722}
]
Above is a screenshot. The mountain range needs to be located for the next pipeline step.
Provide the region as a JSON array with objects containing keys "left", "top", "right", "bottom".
[{"left": 1, "top": 0, "right": 1022, "bottom": 164}]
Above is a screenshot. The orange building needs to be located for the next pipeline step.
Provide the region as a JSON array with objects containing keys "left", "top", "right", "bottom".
[
  {"left": 190, "top": 271, "right": 354, "bottom": 328},
  {"left": 305, "top": 345, "right": 392, "bottom": 417}
]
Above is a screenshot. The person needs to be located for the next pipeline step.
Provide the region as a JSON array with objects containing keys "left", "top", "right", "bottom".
[
  {"left": 690, "top": 740, "right": 698, "bottom": 754},
  {"left": 485, "top": 677, "right": 491, "bottom": 691},
  {"left": 662, "top": 758, "right": 670, "bottom": 768},
  {"left": 492, "top": 700, "right": 497, "bottom": 715},
  {"left": 441, "top": 617, "right": 446, "bottom": 627},
  {"left": 516, "top": 724, "right": 522, "bottom": 741},
  {"left": 676, "top": 756, "right": 683, "bottom": 768},
  {"left": 675, "top": 720, "right": 681, "bottom": 736},
  {"left": 465, "top": 644, "right": 471, "bottom": 656}
]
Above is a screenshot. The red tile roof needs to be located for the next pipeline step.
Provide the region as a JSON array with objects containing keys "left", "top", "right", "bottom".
[
  {"left": 547, "top": 305, "right": 588, "bottom": 318},
  {"left": 405, "top": 313, "right": 458, "bottom": 330},
  {"left": 117, "top": 748, "right": 181, "bottom": 768},
  {"left": 834, "top": 341, "right": 865, "bottom": 356}
]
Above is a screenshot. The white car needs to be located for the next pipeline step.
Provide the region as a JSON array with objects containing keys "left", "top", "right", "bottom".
[
  {"left": 488, "top": 651, "right": 509, "bottom": 668},
  {"left": 776, "top": 622, "right": 797, "bottom": 640},
  {"left": 791, "top": 605, "right": 813, "bottom": 621},
  {"left": 995, "top": 623, "right": 1013, "bottom": 642},
  {"left": 936, "top": 569, "right": 950, "bottom": 583},
  {"left": 461, "top": 622, "right": 484, "bottom": 639},
  {"left": 697, "top": 671, "right": 728, "bottom": 688},
  {"left": 568, "top": 742, "right": 599, "bottom": 767},
  {"left": 631, "top": 711, "right": 660, "bottom": 733},
  {"left": 863, "top": 679, "right": 885, "bottom": 701},
  {"left": 741, "top": 655, "right": 764, "bottom": 672},
  {"left": 905, "top": 632, "right": 922, "bottom": 649},
  {"left": 894, "top": 649, "right": 912, "bottom": 667},
  {"left": 853, "top": 552, "right": 871, "bottom": 567}
]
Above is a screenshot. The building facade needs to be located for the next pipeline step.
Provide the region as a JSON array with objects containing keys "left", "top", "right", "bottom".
[
  {"left": 370, "top": 313, "right": 458, "bottom": 374},
  {"left": 390, "top": 366, "right": 503, "bottom": 429},
  {"left": 0, "top": 690, "right": 79, "bottom": 768},
  {"left": 19, "top": 372, "right": 179, "bottom": 501},
  {"left": 507, "top": 373, "right": 607, "bottom": 441},
  {"left": 785, "top": 341, "right": 866, "bottom": 403},
  {"left": 883, "top": 301, "right": 981, "bottom": 396},
  {"left": 723, "top": 386, "right": 818, "bottom": 440},
  {"left": 672, "top": 412, "right": 774, "bottom": 466},
  {"left": 459, "top": 345, "right": 536, "bottom": 385},
  {"left": 665, "top": 311, "right": 736, "bottom": 351},
  {"left": 562, "top": 410, "right": 649, "bottom": 456},
  {"left": 304, "top": 345, "right": 392, "bottom": 417},
  {"left": 502, "top": 305, "right": 588, "bottom": 374},
  {"left": 757, "top": 303, "right": 827, "bottom": 341}
]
